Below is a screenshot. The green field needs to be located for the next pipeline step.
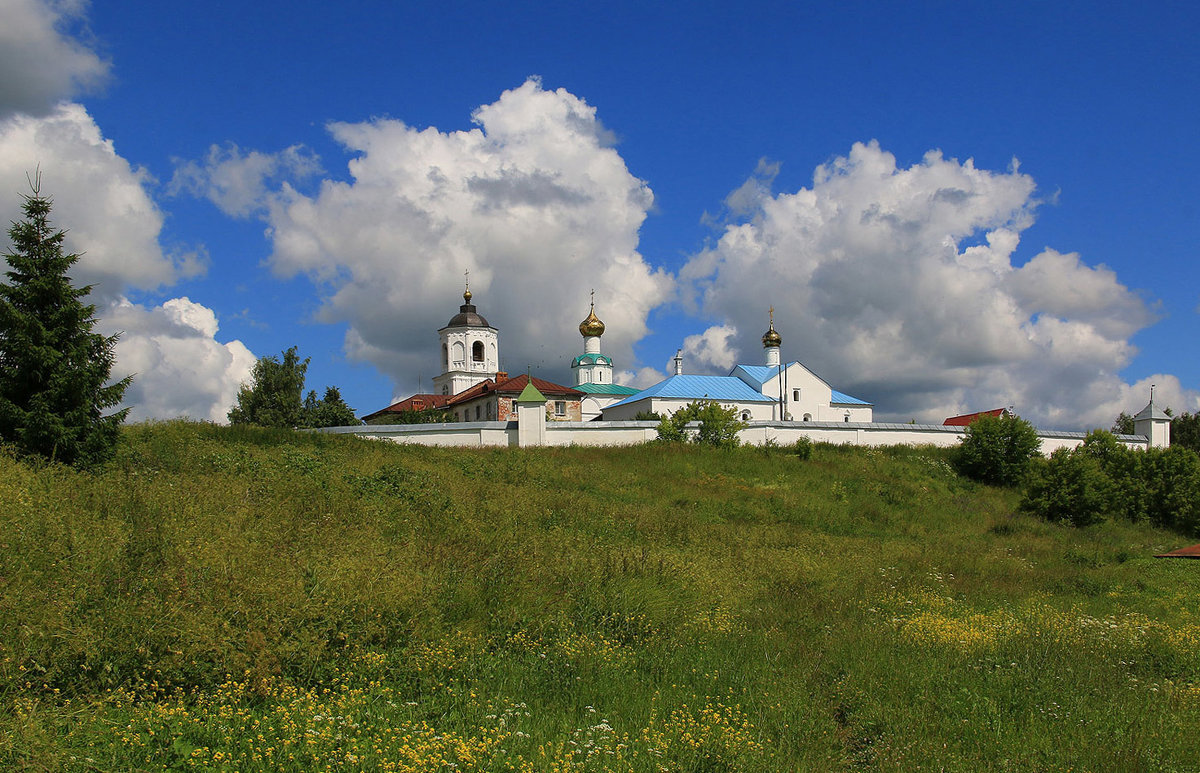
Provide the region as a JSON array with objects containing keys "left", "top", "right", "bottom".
[{"left": 1, "top": 422, "right": 1197, "bottom": 771}]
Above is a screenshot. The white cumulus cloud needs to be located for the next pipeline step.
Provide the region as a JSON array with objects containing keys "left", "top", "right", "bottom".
[
  {"left": 101, "top": 297, "right": 257, "bottom": 423},
  {"left": 680, "top": 140, "right": 1193, "bottom": 428},
  {"left": 0, "top": 0, "right": 109, "bottom": 119},
  {"left": 169, "top": 142, "right": 322, "bottom": 218},
  {"left": 0, "top": 103, "right": 192, "bottom": 298},
  {"left": 178, "top": 78, "right": 672, "bottom": 398}
]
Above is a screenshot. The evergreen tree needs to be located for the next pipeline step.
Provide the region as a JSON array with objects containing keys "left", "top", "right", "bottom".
[
  {"left": 228, "top": 346, "right": 309, "bottom": 427},
  {"left": 0, "top": 179, "right": 130, "bottom": 466}
]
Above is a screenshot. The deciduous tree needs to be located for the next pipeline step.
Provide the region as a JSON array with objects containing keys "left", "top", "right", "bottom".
[{"left": 228, "top": 347, "right": 308, "bottom": 427}]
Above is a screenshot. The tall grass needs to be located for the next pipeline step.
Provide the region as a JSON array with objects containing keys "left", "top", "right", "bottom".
[{"left": 1, "top": 422, "right": 1197, "bottom": 770}]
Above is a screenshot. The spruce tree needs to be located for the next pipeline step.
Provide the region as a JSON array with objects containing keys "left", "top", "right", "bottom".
[{"left": 0, "top": 179, "right": 130, "bottom": 466}]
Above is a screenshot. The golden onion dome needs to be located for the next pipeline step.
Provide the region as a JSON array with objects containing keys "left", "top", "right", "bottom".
[
  {"left": 762, "top": 307, "right": 781, "bottom": 347},
  {"left": 579, "top": 302, "right": 605, "bottom": 337}
]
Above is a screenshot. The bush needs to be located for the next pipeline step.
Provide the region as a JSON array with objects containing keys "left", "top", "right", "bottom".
[
  {"left": 952, "top": 413, "right": 1041, "bottom": 487},
  {"left": 1142, "top": 446, "right": 1200, "bottom": 535},
  {"left": 1019, "top": 431, "right": 1200, "bottom": 537},
  {"left": 1021, "top": 448, "right": 1115, "bottom": 527},
  {"left": 791, "top": 436, "right": 814, "bottom": 459},
  {"left": 655, "top": 401, "right": 747, "bottom": 448}
]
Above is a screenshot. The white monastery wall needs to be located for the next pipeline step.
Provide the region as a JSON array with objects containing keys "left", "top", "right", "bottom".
[{"left": 321, "top": 420, "right": 1149, "bottom": 452}]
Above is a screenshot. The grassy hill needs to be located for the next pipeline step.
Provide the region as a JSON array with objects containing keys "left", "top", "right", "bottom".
[{"left": 1, "top": 421, "right": 1197, "bottom": 771}]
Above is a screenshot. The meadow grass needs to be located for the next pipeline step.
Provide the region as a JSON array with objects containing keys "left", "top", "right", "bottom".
[{"left": 0, "top": 422, "right": 1197, "bottom": 771}]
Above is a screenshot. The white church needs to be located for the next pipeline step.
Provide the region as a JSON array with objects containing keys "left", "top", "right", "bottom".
[
  {"left": 600, "top": 310, "right": 873, "bottom": 423},
  {"left": 368, "top": 284, "right": 873, "bottom": 425}
]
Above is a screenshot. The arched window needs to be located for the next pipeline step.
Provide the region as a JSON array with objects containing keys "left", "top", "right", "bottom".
[
  {"left": 472, "top": 340, "right": 484, "bottom": 362},
  {"left": 741, "top": 411, "right": 750, "bottom": 421},
  {"left": 803, "top": 413, "right": 811, "bottom": 422},
  {"left": 452, "top": 341, "right": 465, "bottom": 364},
  {"left": 844, "top": 412, "right": 851, "bottom": 423},
  {"left": 442, "top": 343, "right": 449, "bottom": 370}
]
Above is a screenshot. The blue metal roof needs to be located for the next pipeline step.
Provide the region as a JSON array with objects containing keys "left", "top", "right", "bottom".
[
  {"left": 731, "top": 363, "right": 793, "bottom": 387},
  {"left": 831, "top": 389, "right": 872, "bottom": 406},
  {"left": 607, "top": 374, "right": 777, "bottom": 409}
]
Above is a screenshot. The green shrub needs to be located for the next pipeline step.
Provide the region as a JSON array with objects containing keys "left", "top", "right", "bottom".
[
  {"left": 1021, "top": 448, "right": 1115, "bottom": 526},
  {"left": 1141, "top": 446, "right": 1200, "bottom": 535},
  {"left": 1019, "top": 431, "right": 1200, "bottom": 537},
  {"left": 791, "top": 436, "right": 814, "bottom": 459},
  {"left": 952, "top": 413, "right": 1041, "bottom": 487},
  {"left": 656, "top": 401, "right": 747, "bottom": 448}
]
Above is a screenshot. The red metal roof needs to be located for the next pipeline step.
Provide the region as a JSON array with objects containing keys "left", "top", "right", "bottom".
[
  {"left": 361, "top": 393, "right": 451, "bottom": 421},
  {"left": 943, "top": 408, "right": 1013, "bottom": 426},
  {"left": 1154, "top": 544, "right": 1200, "bottom": 559}
]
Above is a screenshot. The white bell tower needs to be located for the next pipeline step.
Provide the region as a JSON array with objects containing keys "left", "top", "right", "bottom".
[{"left": 432, "top": 274, "right": 500, "bottom": 396}]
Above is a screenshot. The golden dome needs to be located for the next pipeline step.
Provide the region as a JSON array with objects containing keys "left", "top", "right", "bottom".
[
  {"left": 762, "top": 307, "right": 781, "bottom": 347},
  {"left": 579, "top": 302, "right": 605, "bottom": 337}
]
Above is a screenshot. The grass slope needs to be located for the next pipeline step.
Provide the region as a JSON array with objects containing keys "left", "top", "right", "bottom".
[{"left": 1, "top": 421, "right": 1198, "bottom": 771}]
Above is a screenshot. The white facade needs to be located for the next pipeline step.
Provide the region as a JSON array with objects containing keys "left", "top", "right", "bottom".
[
  {"left": 432, "top": 288, "right": 500, "bottom": 397},
  {"left": 1133, "top": 399, "right": 1172, "bottom": 449},
  {"left": 737, "top": 362, "right": 874, "bottom": 423},
  {"left": 604, "top": 395, "right": 776, "bottom": 422}
]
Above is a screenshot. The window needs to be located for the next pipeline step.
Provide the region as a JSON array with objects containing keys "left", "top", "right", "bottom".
[
  {"left": 442, "top": 344, "right": 448, "bottom": 370},
  {"left": 475, "top": 405, "right": 481, "bottom": 420},
  {"left": 844, "top": 412, "right": 851, "bottom": 423},
  {"left": 793, "top": 389, "right": 800, "bottom": 401},
  {"left": 803, "top": 413, "right": 811, "bottom": 422},
  {"left": 554, "top": 400, "right": 566, "bottom": 417},
  {"left": 472, "top": 340, "right": 484, "bottom": 362},
  {"left": 741, "top": 411, "right": 750, "bottom": 421}
]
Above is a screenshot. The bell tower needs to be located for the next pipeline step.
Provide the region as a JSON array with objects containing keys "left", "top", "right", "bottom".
[{"left": 432, "top": 272, "right": 500, "bottom": 396}]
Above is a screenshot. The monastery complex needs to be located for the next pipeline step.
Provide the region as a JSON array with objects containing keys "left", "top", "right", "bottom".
[{"left": 350, "top": 285, "right": 1170, "bottom": 452}]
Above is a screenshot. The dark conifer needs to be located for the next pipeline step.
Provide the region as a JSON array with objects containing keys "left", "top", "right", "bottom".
[{"left": 0, "top": 177, "right": 130, "bottom": 466}]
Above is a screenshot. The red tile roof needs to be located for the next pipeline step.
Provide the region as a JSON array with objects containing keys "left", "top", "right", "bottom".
[
  {"left": 943, "top": 408, "right": 1013, "bottom": 426},
  {"left": 445, "top": 374, "right": 582, "bottom": 407},
  {"left": 361, "top": 394, "right": 451, "bottom": 421}
]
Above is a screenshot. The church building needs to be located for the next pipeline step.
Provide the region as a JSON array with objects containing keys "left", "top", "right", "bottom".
[
  {"left": 432, "top": 282, "right": 500, "bottom": 397},
  {"left": 569, "top": 292, "right": 639, "bottom": 420},
  {"left": 601, "top": 311, "right": 873, "bottom": 423}
]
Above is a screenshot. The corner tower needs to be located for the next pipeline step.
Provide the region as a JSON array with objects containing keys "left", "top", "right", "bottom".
[
  {"left": 432, "top": 278, "right": 500, "bottom": 396},
  {"left": 572, "top": 291, "right": 613, "bottom": 385}
]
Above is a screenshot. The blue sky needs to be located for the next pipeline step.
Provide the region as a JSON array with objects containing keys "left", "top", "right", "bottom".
[{"left": 1, "top": 0, "right": 1197, "bottom": 427}]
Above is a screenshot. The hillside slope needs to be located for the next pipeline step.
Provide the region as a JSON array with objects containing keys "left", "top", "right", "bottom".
[{"left": 1, "top": 422, "right": 1197, "bottom": 771}]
